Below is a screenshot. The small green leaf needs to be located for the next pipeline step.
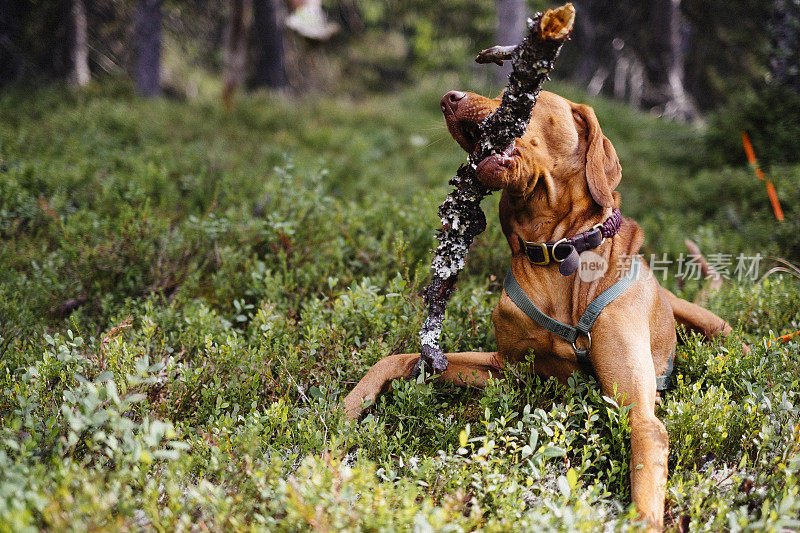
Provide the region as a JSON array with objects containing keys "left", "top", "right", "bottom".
[
  {"left": 557, "top": 475, "right": 571, "bottom": 498},
  {"left": 566, "top": 468, "right": 577, "bottom": 489},
  {"left": 542, "top": 446, "right": 566, "bottom": 458},
  {"left": 94, "top": 371, "right": 114, "bottom": 383}
]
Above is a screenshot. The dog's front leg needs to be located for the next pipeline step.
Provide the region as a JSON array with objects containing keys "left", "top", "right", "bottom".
[
  {"left": 343, "top": 353, "right": 420, "bottom": 419},
  {"left": 591, "top": 329, "right": 668, "bottom": 531},
  {"left": 344, "top": 351, "right": 503, "bottom": 420},
  {"left": 627, "top": 398, "right": 669, "bottom": 531}
]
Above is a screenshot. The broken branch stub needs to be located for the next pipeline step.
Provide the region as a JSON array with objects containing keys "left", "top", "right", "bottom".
[{"left": 416, "top": 3, "right": 575, "bottom": 375}]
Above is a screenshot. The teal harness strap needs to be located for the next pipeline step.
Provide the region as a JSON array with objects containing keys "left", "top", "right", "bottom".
[
  {"left": 575, "top": 257, "right": 642, "bottom": 333},
  {"left": 502, "top": 272, "right": 582, "bottom": 345},
  {"left": 503, "top": 256, "right": 674, "bottom": 391},
  {"left": 656, "top": 352, "right": 674, "bottom": 391}
]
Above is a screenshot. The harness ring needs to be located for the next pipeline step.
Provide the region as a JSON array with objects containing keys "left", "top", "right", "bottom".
[{"left": 571, "top": 330, "right": 592, "bottom": 356}]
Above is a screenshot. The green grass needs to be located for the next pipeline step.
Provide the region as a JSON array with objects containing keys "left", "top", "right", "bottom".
[{"left": 1, "top": 77, "right": 799, "bottom": 531}]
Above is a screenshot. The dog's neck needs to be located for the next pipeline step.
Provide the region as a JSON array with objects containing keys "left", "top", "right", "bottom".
[{"left": 502, "top": 177, "right": 613, "bottom": 246}]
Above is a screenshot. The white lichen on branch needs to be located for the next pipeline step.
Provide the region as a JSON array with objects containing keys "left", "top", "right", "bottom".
[{"left": 416, "top": 3, "right": 575, "bottom": 375}]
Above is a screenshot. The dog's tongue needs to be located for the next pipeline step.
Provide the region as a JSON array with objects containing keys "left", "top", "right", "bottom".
[{"left": 558, "top": 248, "right": 580, "bottom": 276}]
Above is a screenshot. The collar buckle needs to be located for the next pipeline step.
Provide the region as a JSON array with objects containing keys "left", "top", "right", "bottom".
[
  {"left": 519, "top": 237, "right": 551, "bottom": 266},
  {"left": 526, "top": 241, "right": 550, "bottom": 265}
]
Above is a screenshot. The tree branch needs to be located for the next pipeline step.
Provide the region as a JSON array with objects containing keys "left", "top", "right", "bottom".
[{"left": 415, "top": 3, "right": 575, "bottom": 374}]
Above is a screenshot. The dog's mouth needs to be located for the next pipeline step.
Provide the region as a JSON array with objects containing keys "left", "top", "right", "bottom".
[
  {"left": 443, "top": 116, "right": 481, "bottom": 153},
  {"left": 456, "top": 121, "right": 481, "bottom": 152}
]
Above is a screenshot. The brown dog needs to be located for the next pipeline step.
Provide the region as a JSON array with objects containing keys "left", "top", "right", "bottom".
[{"left": 344, "top": 90, "right": 732, "bottom": 529}]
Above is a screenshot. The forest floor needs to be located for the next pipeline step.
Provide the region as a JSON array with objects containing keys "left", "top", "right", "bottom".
[{"left": 1, "top": 77, "right": 799, "bottom": 531}]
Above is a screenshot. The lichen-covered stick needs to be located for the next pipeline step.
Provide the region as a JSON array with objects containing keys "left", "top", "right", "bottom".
[{"left": 415, "top": 3, "right": 575, "bottom": 375}]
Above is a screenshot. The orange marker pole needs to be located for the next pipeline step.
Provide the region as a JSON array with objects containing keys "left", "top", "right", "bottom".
[
  {"left": 764, "top": 181, "right": 784, "bottom": 221},
  {"left": 741, "top": 131, "right": 784, "bottom": 222},
  {"left": 767, "top": 330, "right": 800, "bottom": 347}
]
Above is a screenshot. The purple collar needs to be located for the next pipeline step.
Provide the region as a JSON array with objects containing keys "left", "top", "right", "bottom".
[{"left": 517, "top": 209, "right": 622, "bottom": 276}]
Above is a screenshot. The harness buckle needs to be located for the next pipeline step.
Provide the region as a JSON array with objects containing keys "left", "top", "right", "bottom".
[{"left": 571, "top": 330, "right": 592, "bottom": 357}]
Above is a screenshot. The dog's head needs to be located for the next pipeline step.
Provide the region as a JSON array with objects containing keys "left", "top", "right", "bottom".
[{"left": 440, "top": 90, "right": 621, "bottom": 208}]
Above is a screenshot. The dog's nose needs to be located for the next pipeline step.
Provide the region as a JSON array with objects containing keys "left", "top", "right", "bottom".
[{"left": 441, "top": 91, "right": 467, "bottom": 114}]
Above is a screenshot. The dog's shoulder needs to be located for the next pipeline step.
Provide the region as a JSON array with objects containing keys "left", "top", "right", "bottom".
[{"left": 615, "top": 217, "right": 645, "bottom": 259}]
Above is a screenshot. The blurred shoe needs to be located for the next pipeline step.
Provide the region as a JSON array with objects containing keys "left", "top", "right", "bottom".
[{"left": 286, "top": 5, "right": 339, "bottom": 41}]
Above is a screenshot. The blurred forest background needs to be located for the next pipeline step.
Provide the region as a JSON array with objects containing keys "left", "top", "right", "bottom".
[{"left": 2, "top": 0, "right": 799, "bottom": 167}]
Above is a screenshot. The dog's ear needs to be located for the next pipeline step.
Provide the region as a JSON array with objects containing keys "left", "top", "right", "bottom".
[{"left": 572, "top": 104, "right": 621, "bottom": 208}]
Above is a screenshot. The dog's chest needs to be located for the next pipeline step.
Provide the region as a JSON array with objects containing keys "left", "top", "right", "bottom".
[{"left": 493, "top": 290, "right": 583, "bottom": 377}]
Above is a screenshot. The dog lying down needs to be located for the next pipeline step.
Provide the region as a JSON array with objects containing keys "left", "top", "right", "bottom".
[{"left": 344, "top": 89, "right": 733, "bottom": 530}]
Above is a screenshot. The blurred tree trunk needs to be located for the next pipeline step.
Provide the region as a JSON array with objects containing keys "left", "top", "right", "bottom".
[
  {"left": 70, "top": 0, "right": 90, "bottom": 86},
  {"left": 649, "top": 0, "right": 697, "bottom": 120},
  {"left": 135, "top": 0, "right": 162, "bottom": 97},
  {"left": 628, "top": 56, "right": 644, "bottom": 107},
  {"left": 250, "top": 0, "right": 288, "bottom": 89},
  {"left": 572, "top": 0, "right": 598, "bottom": 84},
  {"left": 334, "top": 0, "right": 364, "bottom": 35},
  {"left": 223, "top": 0, "right": 252, "bottom": 108},
  {"left": 495, "top": 0, "right": 526, "bottom": 83},
  {"left": 0, "top": 0, "right": 22, "bottom": 85},
  {"left": 769, "top": 0, "right": 800, "bottom": 91},
  {"left": 571, "top": 1, "right": 623, "bottom": 96},
  {"left": 664, "top": 0, "right": 697, "bottom": 120}
]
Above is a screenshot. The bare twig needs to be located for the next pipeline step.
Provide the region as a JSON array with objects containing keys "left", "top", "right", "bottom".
[
  {"left": 475, "top": 45, "right": 516, "bottom": 66},
  {"left": 685, "top": 239, "right": 723, "bottom": 289},
  {"left": 99, "top": 316, "right": 133, "bottom": 370},
  {"left": 274, "top": 350, "right": 329, "bottom": 444}
]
